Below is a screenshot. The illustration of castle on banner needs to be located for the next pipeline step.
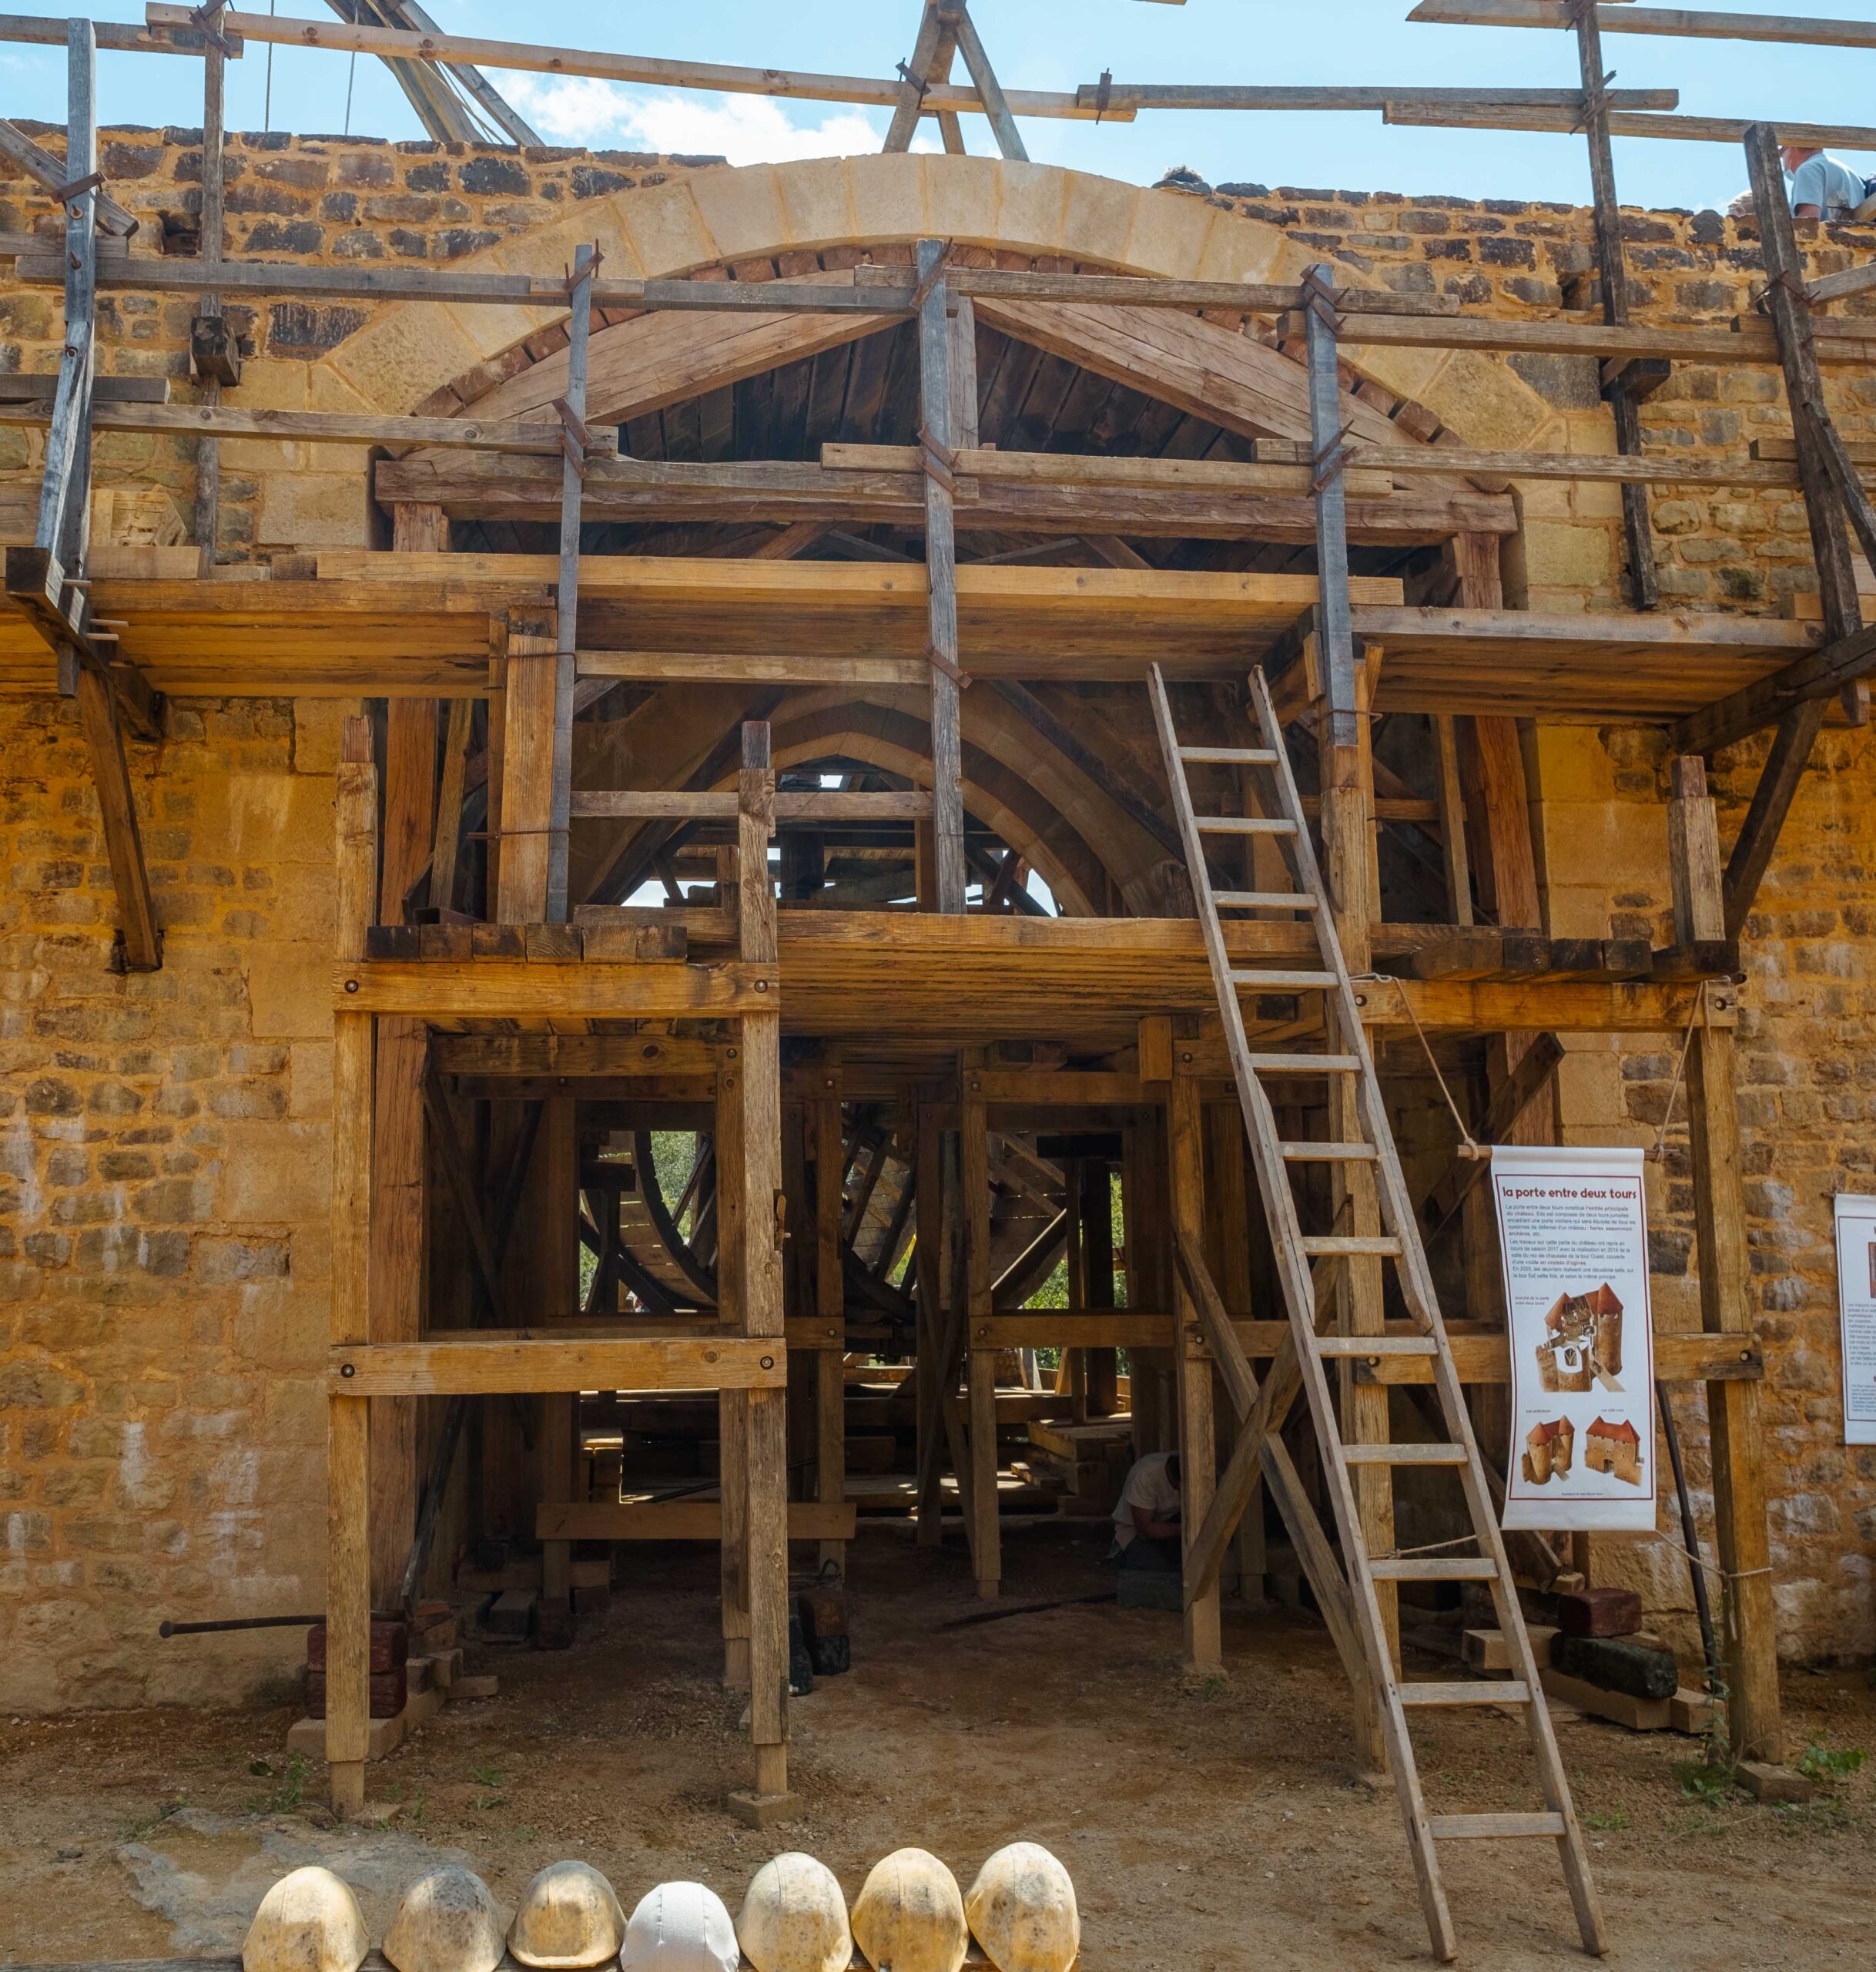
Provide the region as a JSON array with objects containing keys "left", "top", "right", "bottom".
[{"left": 1537, "top": 1282, "right": 1624, "bottom": 1394}]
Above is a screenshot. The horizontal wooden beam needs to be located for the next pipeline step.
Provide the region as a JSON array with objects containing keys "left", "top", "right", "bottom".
[
  {"left": 1383, "top": 97, "right": 1876, "bottom": 154},
  {"left": 970, "top": 1315, "right": 1762, "bottom": 1383},
  {"left": 537, "top": 1500, "right": 858, "bottom": 1541},
  {"left": 1251, "top": 435, "right": 1821, "bottom": 492},
  {"left": 328, "top": 1332, "right": 786, "bottom": 1396},
  {"left": 0, "top": 397, "right": 623, "bottom": 458},
  {"left": 1355, "top": 974, "right": 1739, "bottom": 1033},
  {"left": 1071, "top": 81, "right": 1679, "bottom": 110},
  {"left": 431, "top": 1031, "right": 722, "bottom": 1075},
  {"left": 1286, "top": 304, "right": 1876, "bottom": 370},
  {"left": 1670, "top": 622, "right": 1876, "bottom": 756},
  {"left": 374, "top": 451, "right": 1507, "bottom": 547},
  {"left": 569, "top": 789, "right": 933, "bottom": 822},
  {"left": 144, "top": 5, "right": 1135, "bottom": 120},
  {"left": 1409, "top": 0, "right": 1876, "bottom": 52},
  {"left": 821, "top": 441, "right": 1399, "bottom": 502},
  {"left": 333, "top": 958, "right": 775, "bottom": 1018}
]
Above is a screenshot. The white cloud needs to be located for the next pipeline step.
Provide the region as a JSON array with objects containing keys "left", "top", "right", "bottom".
[{"left": 499, "top": 75, "right": 943, "bottom": 164}]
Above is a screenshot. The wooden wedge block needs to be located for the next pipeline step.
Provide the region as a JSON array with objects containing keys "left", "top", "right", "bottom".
[
  {"left": 1669, "top": 1685, "right": 1717, "bottom": 1735},
  {"left": 1539, "top": 1666, "right": 1669, "bottom": 1730},
  {"left": 1737, "top": 1760, "right": 1814, "bottom": 1804},
  {"left": 1464, "top": 1624, "right": 1557, "bottom": 1675}
]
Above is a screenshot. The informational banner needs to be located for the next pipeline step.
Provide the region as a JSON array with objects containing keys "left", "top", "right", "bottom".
[
  {"left": 1834, "top": 1195, "right": 1876, "bottom": 1446},
  {"left": 1490, "top": 1145, "right": 1657, "bottom": 1532}
]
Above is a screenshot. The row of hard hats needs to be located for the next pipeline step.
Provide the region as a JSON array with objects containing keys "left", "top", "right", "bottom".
[{"left": 246, "top": 1846, "right": 1078, "bottom": 1972}]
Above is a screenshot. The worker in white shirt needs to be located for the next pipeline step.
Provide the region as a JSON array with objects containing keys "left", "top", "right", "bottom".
[
  {"left": 1110, "top": 1449, "right": 1182, "bottom": 1572},
  {"left": 1784, "top": 144, "right": 1868, "bottom": 221}
]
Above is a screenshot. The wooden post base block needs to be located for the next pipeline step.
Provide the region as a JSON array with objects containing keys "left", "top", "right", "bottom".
[
  {"left": 1463, "top": 1625, "right": 1558, "bottom": 1675},
  {"left": 1670, "top": 1686, "right": 1717, "bottom": 1736},
  {"left": 1737, "top": 1759, "right": 1814, "bottom": 1805},
  {"left": 290, "top": 1681, "right": 444, "bottom": 1762},
  {"left": 725, "top": 1788, "right": 802, "bottom": 1829},
  {"left": 535, "top": 1598, "right": 577, "bottom": 1650},
  {"left": 1539, "top": 1666, "right": 1670, "bottom": 1731}
]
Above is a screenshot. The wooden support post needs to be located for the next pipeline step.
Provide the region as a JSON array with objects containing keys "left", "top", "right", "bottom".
[
  {"left": 961, "top": 1059, "right": 1000, "bottom": 1596},
  {"left": 813, "top": 1080, "right": 848, "bottom": 1575},
  {"left": 946, "top": 0, "right": 1030, "bottom": 161},
  {"left": 729, "top": 721, "right": 792, "bottom": 1815},
  {"left": 547, "top": 244, "right": 594, "bottom": 923},
  {"left": 192, "top": 28, "right": 224, "bottom": 574},
  {"left": 1170, "top": 1068, "right": 1222, "bottom": 1672},
  {"left": 430, "top": 696, "right": 473, "bottom": 914},
  {"left": 717, "top": 1047, "right": 751, "bottom": 1691},
  {"left": 535, "top": 1098, "right": 578, "bottom": 1642},
  {"left": 950, "top": 293, "right": 980, "bottom": 451},
  {"left": 327, "top": 715, "right": 377, "bottom": 1818},
  {"left": 1433, "top": 713, "right": 1473, "bottom": 927},
  {"left": 916, "top": 239, "right": 968, "bottom": 914},
  {"left": 1208, "top": 1100, "right": 1265, "bottom": 1598},
  {"left": 1670, "top": 754, "right": 1784, "bottom": 1763},
  {"left": 1568, "top": 0, "right": 1658, "bottom": 607},
  {"left": 75, "top": 666, "right": 159, "bottom": 972},
  {"left": 1303, "top": 267, "right": 1359, "bottom": 753},
  {"left": 368, "top": 696, "right": 435, "bottom": 1609},
  {"left": 1308, "top": 298, "right": 1396, "bottom": 1749},
  {"left": 498, "top": 614, "right": 557, "bottom": 923},
  {"left": 1720, "top": 126, "right": 1863, "bottom": 940},
  {"left": 913, "top": 1098, "right": 948, "bottom": 1544},
  {"left": 1080, "top": 1158, "right": 1118, "bottom": 1417}
]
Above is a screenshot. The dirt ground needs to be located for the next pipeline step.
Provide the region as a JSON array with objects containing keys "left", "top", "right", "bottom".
[{"left": 3, "top": 1519, "right": 1873, "bottom": 1971}]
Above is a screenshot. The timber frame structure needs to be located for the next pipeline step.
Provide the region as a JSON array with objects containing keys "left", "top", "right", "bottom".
[{"left": 8, "top": 0, "right": 1876, "bottom": 1952}]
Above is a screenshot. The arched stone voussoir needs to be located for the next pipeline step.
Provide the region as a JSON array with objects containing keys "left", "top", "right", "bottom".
[{"left": 300, "top": 153, "right": 1553, "bottom": 452}]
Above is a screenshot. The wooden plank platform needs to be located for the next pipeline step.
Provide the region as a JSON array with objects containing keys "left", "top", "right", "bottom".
[{"left": 0, "top": 558, "right": 1827, "bottom": 714}]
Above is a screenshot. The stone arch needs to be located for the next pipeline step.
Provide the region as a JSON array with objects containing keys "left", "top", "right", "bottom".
[{"left": 256, "top": 154, "right": 1559, "bottom": 544}]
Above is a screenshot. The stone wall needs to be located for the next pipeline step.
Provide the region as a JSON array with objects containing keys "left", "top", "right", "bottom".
[
  {"left": 2, "top": 135, "right": 1874, "bottom": 1705},
  {"left": 0, "top": 694, "right": 351, "bottom": 1709},
  {"left": 1184, "top": 169, "right": 1876, "bottom": 619}
]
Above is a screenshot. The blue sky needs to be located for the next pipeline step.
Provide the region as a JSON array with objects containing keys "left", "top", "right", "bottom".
[{"left": 3, "top": 1, "right": 1870, "bottom": 213}]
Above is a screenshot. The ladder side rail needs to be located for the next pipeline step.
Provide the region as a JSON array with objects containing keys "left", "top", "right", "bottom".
[{"left": 1152, "top": 670, "right": 1454, "bottom": 1955}]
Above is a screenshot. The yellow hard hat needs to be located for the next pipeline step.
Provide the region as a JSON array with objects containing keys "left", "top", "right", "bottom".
[
  {"left": 965, "top": 1844, "right": 1080, "bottom": 1972},
  {"left": 509, "top": 1862, "right": 627, "bottom": 1970},
  {"left": 242, "top": 1866, "right": 369, "bottom": 1972},
  {"left": 851, "top": 1850, "right": 967, "bottom": 1972},
  {"left": 383, "top": 1866, "right": 507, "bottom": 1972},
  {"left": 736, "top": 1853, "right": 851, "bottom": 1972}
]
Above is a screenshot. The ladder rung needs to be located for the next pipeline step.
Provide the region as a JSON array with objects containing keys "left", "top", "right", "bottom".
[
  {"left": 1280, "top": 1141, "right": 1378, "bottom": 1162},
  {"left": 1299, "top": 1234, "right": 1402, "bottom": 1256},
  {"left": 1399, "top": 1681, "right": 1529, "bottom": 1707},
  {"left": 1370, "top": 1556, "right": 1499, "bottom": 1581},
  {"left": 1246, "top": 1052, "right": 1361, "bottom": 1075},
  {"left": 1196, "top": 816, "right": 1298, "bottom": 834},
  {"left": 1179, "top": 745, "right": 1281, "bottom": 764},
  {"left": 1231, "top": 969, "right": 1337, "bottom": 991},
  {"left": 1315, "top": 1335, "right": 1438, "bottom": 1357},
  {"left": 1214, "top": 890, "right": 1322, "bottom": 911},
  {"left": 1341, "top": 1443, "right": 1469, "bottom": 1465},
  {"left": 1429, "top": 1813, "right": 1568, "bottom": 1841}
]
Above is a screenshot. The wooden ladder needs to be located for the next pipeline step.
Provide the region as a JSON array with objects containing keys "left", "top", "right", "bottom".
[{"left": 1149, "top": 662, "right": 1607, "bottom": 1963}]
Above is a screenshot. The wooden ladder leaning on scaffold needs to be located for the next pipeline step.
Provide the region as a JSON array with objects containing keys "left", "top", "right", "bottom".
[{"left": 1147, "top": 662, "right": 1607, "bottom": 1963}]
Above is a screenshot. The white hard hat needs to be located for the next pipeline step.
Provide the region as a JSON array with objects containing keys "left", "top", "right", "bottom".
[
  {"left": 509, "top": 1861, "right": 627, "bottom": 1970},
  {"left": 851, "top": 1850, "right": 967, "bottom": 1972},
  {"left": 736, "top": 1853, "right": 852, "bottom": 1972},
  {"left": 619, "top": 1882, "right": 740, "bottom": 1972},
  {"left": 243, "top": 1866, "right": 370, "bottom": 1972},
  {"left": 383, "top": 1866, "right": 507, "bottom": 1972},
  {"left": 965, "top": 1844, "right": 1080, "bottom": 1972}
]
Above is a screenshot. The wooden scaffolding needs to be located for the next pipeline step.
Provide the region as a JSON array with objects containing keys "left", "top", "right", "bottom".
[{"left": 10, "top": 0, "right": 1876, "bottom": 1948}]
